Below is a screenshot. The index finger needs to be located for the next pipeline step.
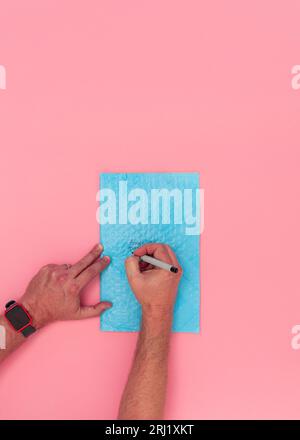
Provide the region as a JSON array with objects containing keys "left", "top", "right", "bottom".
[
  {"left": 70, "top": 244, "right": 104, "bottom": 277},
  {"left": 163, "top": 244, "right": 181, "bottom": 268},
  {"left": 133, "top": 242, "right": 173, "bottom": 264}
]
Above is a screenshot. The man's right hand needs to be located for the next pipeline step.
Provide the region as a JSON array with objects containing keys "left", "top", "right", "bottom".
[
  {"left": 125, "top": 243, "right": 182, "bottom": 314},
  {"left": 120, "top": 243, "right": 182, "bottom": 420}
]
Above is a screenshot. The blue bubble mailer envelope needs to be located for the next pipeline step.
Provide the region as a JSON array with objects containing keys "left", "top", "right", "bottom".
[{"left": 100, "top": 172, "right": 200, "bottom": 332}]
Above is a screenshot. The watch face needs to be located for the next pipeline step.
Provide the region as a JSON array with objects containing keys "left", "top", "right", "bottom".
[{"left": 6, "top": 305, "right": 30, "bottom": 330}]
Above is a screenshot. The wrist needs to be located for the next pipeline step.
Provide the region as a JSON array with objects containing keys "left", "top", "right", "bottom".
[
  {"left": 141, "top": 304, "right": 173, "bottom": 339},
  {"left": 2, "top": 299, "right": 37, "bottom": 343},
  {"left": 20, "top": 300, "right": 43, "bottom": 330},
  {"left": 142, "top": 304, "right": 174, "bottom": 322}
]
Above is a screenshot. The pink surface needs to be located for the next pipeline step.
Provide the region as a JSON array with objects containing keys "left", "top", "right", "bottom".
[{"left": 0, "top": 0, "right": 300, "bottom": 419}]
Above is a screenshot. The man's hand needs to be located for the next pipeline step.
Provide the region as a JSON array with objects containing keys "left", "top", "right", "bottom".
[
  {"left": 125, "top": 243, "right": 182, "bottom": 314},
  {"left": 119, "top": 243, "right": 182, "bottom": 420},
  {"left": 0, "top": 243, "right": 112, "bottom": 366},
  {"left": 21, "top": 243, "right": 112, "bottom": 329}
]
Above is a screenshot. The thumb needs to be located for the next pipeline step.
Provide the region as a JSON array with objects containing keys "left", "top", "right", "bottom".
[
  {"left": 125, "top": 255, "right": 141, "bottom": 280},
  {"left": 77, "top": 301, "right": 112, "bottom": 320}
]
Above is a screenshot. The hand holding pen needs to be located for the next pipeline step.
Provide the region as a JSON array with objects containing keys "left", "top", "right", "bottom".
[{"left": 125, "top": 243, "right": 183, "bottom": 313}]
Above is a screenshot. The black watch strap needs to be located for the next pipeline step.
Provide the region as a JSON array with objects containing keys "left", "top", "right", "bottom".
[
  {"left": 22, "top": 325, "right": 36, "bottom": 337},
  {"left": 5, "top": 300, "right": 36, "bottom": 338}
]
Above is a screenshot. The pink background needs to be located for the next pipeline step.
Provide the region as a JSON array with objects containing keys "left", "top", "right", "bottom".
[{"left": 0, "top": 0, "right": 300, "bottom": 419}]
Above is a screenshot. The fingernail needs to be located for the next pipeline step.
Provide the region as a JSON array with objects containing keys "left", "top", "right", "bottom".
[
  {"left": 102, "top": 255, "right": 110, "bottom": 262},
  {"left": 97, "top": 243, "right": 103, "bottom": 251},
  {"left": 105, "top": 302, "right": 112, "bottom": 309}
]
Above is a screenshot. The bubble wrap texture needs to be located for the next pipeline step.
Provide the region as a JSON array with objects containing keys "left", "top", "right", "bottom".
[{"left": 100, "top": 172, "right": 200, "bottom": 333}]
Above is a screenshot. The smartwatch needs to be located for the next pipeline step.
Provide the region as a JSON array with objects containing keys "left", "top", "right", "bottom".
[{"left": 4, "top": 301, "right": 36, "bottom": 337}]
